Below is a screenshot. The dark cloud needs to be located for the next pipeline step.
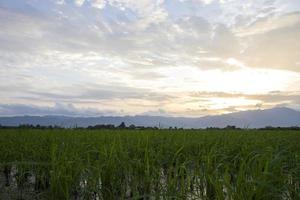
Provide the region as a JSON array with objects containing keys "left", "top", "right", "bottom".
[{"left": 2, "top": 83, "right": 174, "bottom": 103}]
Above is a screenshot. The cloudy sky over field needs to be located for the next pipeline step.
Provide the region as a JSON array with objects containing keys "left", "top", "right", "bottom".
[{"left": 1, "top": 0, "right": 300, "bottom": 116}]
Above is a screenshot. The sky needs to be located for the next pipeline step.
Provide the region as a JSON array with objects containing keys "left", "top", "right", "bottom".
[{"left": 0, "top": 0, "right": 300, "bottom": 117}]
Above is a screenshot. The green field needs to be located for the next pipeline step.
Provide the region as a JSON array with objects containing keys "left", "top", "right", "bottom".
[{"left": 0, "top": 129, "right": 299, "bottom": 199}]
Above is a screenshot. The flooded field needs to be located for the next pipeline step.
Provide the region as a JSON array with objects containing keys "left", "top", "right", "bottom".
[{"left": 0, "top": 129, "right": 299, "bottom": 199}]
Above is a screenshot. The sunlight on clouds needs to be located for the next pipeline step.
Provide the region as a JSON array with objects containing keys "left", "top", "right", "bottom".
[
  {"left": 226, "top": 58, "right": 246, "bottom": 68},
  {"left": 205, "top": 97, "right": 260, "bottom": 111},
  {"left": 202, "top": 68, "right": 298, "bottom": 94},
  {"left": 154, "top": 66, "right": 298, "bottom": 94}
]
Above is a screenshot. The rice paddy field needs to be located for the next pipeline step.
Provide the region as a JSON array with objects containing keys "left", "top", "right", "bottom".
[{"left": 0, "top": 129, "right": 299, "bottom": 200}]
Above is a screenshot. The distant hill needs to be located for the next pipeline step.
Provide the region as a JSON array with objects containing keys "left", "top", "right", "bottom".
[{"left": 0, "top": 107, "right": 300, "bottom": 128}]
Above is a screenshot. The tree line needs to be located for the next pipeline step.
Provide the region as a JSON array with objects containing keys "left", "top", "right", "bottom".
[{"left": 1, "top": 123, "right": 300, "bottom": 130}]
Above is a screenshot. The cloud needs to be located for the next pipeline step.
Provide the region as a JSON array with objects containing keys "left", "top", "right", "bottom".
[
  {"left": 90, "top": 0, "right": 106, "bottom": 9},
  {"left": 190, "top": 91, "right": 300, "bottom": 107},
  {"left": 0, "top": 0, "right": 273, "bottom": 71},
  {"left": 74, "top": 0, "right": 85, "bottom": 7},
  {"left": 0, "top": 4, "right": 241, "bottom": 73},
  {"left": 0, "top": 81, "right": 173, "bottom": 103},
  {"left": 141, "top": 108, "right": 170, "bottom": 117},
  {"left": 238, "top": 12, "right": 300, "bottom": 72},
  {"left": 235, "top": 12, "right": 300, "bottom": 36},
  {"left": 0, "top": 103, "right": 116, "bottom": 117},
  {"left": 0, "top": 0, "right": 300, "bottom": 116}
]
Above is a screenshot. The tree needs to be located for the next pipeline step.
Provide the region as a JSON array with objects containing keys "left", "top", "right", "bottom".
[
  {"left": 118, "top": 122, "right": 126, "bottom": 129},
  {"left": 129, "top": 124, "right": 136, "bottom": 129}
]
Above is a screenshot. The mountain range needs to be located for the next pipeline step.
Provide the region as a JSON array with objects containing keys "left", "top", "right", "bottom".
[{"left": 0, "top": 107, "right": 300, "bottom": 129}]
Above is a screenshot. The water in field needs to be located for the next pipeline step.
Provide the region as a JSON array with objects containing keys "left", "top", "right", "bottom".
[{"left": 0, "top": 129, "right": 299, "bottom": 199}]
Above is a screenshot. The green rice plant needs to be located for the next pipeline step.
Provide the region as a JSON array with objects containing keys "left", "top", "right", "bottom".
[{"left": 0, "top": 129, "right": 299, "bottom": 199}]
